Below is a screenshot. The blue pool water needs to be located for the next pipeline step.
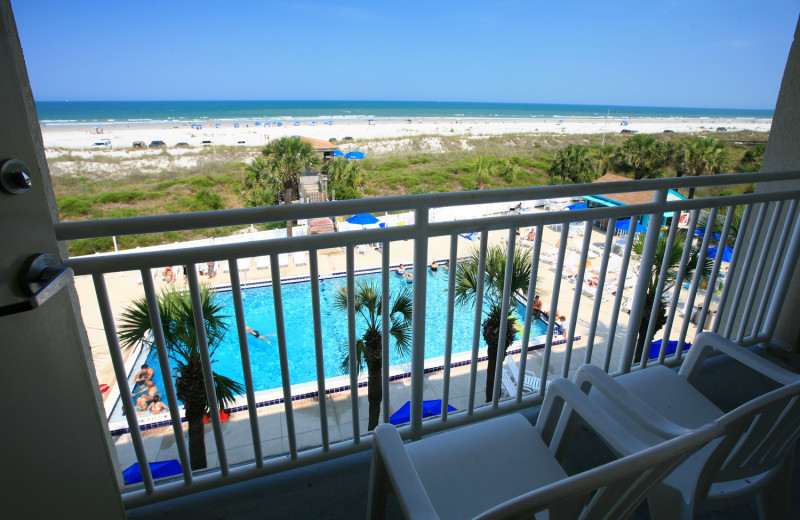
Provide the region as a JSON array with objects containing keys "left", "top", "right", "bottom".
[{"left": 141, "top": 268, "right": 549, "bottom": 395}]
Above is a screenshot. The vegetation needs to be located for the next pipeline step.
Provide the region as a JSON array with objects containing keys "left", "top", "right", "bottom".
[
  {"left": 549, "top": 144, "right": 594, "bottom": 184},
  {"left": 332, "top": 279, "right": 413, "bottom": 430},
  {"left": 455, "top": 245, "right": 533, "bottom": 402},
  {"left": 117, "top": 287, "right": 244, "bottom": 470},
  {"left": 615, "top": 134, "right": 664, "bottom": 180}
]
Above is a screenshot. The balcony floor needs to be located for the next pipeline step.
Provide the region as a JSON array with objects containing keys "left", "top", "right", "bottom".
[{"left": 128, "top": 344, "right": 800, "bottom": 520}]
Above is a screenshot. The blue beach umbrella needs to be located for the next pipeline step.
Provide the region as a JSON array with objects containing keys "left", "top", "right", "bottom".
[
  {"left": 346, "top": 213, "right": 379, "bottom": 226},
  {"left": 707, "top": 246, "right": 733, "bottom": 262},
  {"left": 123, "top": 460, "right": 182, "bottom": 485},
  {"left": 345, "top": 151, "right": 366, "bottom": 159},
  {"left": 563, "top": 202, "right": 588, "bottom": 211},
  {"left": 694, "top": 227, "right": 721, "bottom": 240},
  {"left": 389, "top": 400, "right": 457, "bottom": 425},
  {"left": 615, "top": 219, "right": 646, "bottom": 233},
  {"left": 648, "top": 339, "right": 692, "bottom": 360},
  {"left": 332, "top": 150, "right": 344, "bottom": 157}
]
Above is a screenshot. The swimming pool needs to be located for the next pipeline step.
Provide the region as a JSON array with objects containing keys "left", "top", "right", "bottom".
[{"left": 139, "top": 267, "right": 549, "bottom": 398}]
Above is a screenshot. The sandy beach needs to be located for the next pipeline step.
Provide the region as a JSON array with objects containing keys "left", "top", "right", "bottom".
[{"left": 40, "top": 116, "right": 772, "bottom": 151}]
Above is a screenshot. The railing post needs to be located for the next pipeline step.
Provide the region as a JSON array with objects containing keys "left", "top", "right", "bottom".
[
  {"left": 410, "top": 207, "right": 429, "bottom": 440},
  {"left": 618, "top": 189, "right": 666, "bottom": 374},
  {"left": 763, "top": 204, "right": 800, "bottom": 343}
]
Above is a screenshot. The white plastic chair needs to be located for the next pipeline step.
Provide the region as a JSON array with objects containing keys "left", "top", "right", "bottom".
[
  {"left": 505, "top": 355, "right": 547, "bottom": 393},
  {"left": 255, "top": 255, "right": 270, "bottom": 270},
  {"left": 367, "top": 378, "right": 723, "bottom": 520},
  {"left": 278, "top": 253, "right": 289, "bottom": 268},
  {"left": 236, "top": 257, "right": 251, "bottom": 271},
  {"left": 572, "top": 332, "right": 800, "bottom": 520},
  {"left": 293, "top": 251, "right": 307, "bottom": 266}
]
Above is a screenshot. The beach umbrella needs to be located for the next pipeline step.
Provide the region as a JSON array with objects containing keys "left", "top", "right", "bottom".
[
  {"left": 621, "top": 120, "right": 630, "bottom": 125},
  {"left": 123, "top": 460, "right": 182, "bottom": 485},
  {"left": 694, "top": 227, "right": 722, "bottom": 240},
  {"left": 648, "top": 339, "right": 692, "bottom": 360},
  {"left": 389, "top": 400, "right": 457, "bottom": 425},
  {"left": 615, "top": 219, "right": 646, "bottom": 233},
  {"left": 332, "top": 150, "right": 344, "bottom": 157},
  {"left": 346, "top": 213, "right": 379, "bottom": 226},
  {"left": 345, "top": 151, "right": 366, "bottom": 159},
  {"left": 563, "top": 202, "right": 588, "bottom": 211},
  {"left": 707, "top": 246, "right": 733, "bottom": 262}
]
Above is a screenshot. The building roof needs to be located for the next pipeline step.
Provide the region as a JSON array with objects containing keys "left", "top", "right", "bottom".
[
  {"left": 590, "top": 173, "right": 685, "bottom": 206},
  {"left": 299, "top": 136, "right": 338, "bottom": 152}
]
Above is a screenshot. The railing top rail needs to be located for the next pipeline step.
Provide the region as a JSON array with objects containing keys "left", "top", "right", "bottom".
[{"left": 54, "top": 170, "right": 800, "bottom": 241}]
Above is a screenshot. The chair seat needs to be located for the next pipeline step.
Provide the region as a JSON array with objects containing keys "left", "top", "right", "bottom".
[
  {"left": 405, "top": 414, "right": 567, "bottom": 520},
  {"left": 590, "top": 365, "right": 723, "bottom": 446}
]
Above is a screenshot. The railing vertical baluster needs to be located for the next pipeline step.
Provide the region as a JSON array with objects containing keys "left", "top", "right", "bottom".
[
  {"left": 695, "top": 207, "right": 736, "bottom": 339},
  {"left": 585, "top": 218, "right": 616, "bottom": 365},
  {"left": 659, "top": 209, "right": 699, "bottom": 362},
  {"left": 562, "top": 221, "right": 592, "bottom": 378},
  {"left": 518, "top": 227, "right": 543, "bottom": 401},
  {"left": 603, "top": 216, "right": 638, "bottom": 372},
  {"left": 713, "top": 204, "right": 753, "bottom": 334},
  {"left": 140, "top": 271, "right": 193, "bottom": 481},
  {"left": 441, "top": 235, "right": 458, "bottom": 419},
  {"left": 541, "top": 226, "right": 569, "bottom": 384},
  {"left": 345, "top": 246, "right": 360, "bottom": 441},
  {"left": 492, "top": 227, "right": 516, "bottom": 407},
  {"left": 752, "top": 200, "right": 798, "bottom": 336},
  {"left": 723, "top": 203, "right": 767, "bottom": 338},
  {"left": 93, "top": 274, "right": 155, "bottom": 494},
  {"left": 467, "top": 230, "right": 488, "bottom": 414},
  {"left": 736, "top": 202, "right": 784, "bottom": 343},
  {"left": 619, "top": 191, "right": 666, "bottom": 374},
  {"left": 269, "top": 255, "right": 297, "bottom": 458},
  {"left": 381, "top": 241, "right": 391, "bottom": 425},
  {"left": 640, "top": 214, "right": 680, "bottom": 368},
  {"left": 763, "top": 205, "right": 800, "bottom": 342},
  {"left": 228, "top": 263, "right": 263, "bottom": 465},
  {"left": 308, "top": 250, "right": 330, "bottom": 451},
  {"left": 410, "top": 207, "right": 430, "bottom": 439},
  {"left": 185, "top": 267, "right": 228, "bottom": 475}
]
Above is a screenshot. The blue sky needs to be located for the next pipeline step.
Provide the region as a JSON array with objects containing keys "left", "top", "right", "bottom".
[{"left": 11, "top": 0, "right": 799, "bottom": 109}]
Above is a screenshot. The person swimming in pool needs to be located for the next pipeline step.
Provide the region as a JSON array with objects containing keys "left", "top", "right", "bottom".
[
  {"left": 396, "top": 263, "right": 406, "bottom": 275},
  {"left": 246, "top": 325, "right": 275, "bottom": 344},
  {"left": 405, "top": 272, "right": 413, "bottom": 284},
  {"left": 139, "top": 395, "right": 169, "bottom": 415},
  {"left": 133, "top": 363, "right": 154, "bottom": 389},
  {"left": 133, "top": 380, "right": 160, "bottom": 410},
  {"left": 430, "top": 260, "right": 438, "bottom": 272}
]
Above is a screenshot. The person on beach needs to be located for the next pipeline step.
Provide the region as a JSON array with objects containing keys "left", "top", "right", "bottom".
[
  {"left": 133, "top": 380, "right": 160, "bottom": 410},
  {"left": 396, "top": 264, "right": 406, "bottom": 275},
  {"left": 139, "top": 395, "right": 169, "bottom": 415},
  {"left": 532, "top": 295, "right": 543, "bottom": 318},
  {"left": 161, "top": 266, "right": 176, "bottom": 284},
  {"left": 246, "top": 325, "right": 275, "bottom": 344},
  {"left": 526, "top": 229, "right": 536, "bottom": 242}
]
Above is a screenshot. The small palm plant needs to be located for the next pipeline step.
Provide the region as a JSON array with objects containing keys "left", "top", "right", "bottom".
[
  {"left": 455, "top": 245, "right": 532, "bottom": 402},
  {"left": 118, "top": 286, "right": 243, "bottom": 470},
  {"left": 333, "top": 278, "right": 412, "bottom": 430}
]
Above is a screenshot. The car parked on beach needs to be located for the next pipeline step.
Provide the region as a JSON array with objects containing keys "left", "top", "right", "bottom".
[
  {"left": 149, "top": 140, "right": 166, "bottom": 148},
  {"left": 202, "top": 140, "right": 212, "bottom": 146},
  {"left": 175, "top": 142, "right": 190, "bottom": 147},
  {"left": 716, "top": 127, "right": 728, "bottom": 132},
  {"left": 92, "top": 139, "right": 111, "bottom": 149},
  {"left": 132, "top": 141, "right": 146, "bottom": 148},
  {"left": 620, "top": 129, "right": 639, "bottom": 134}
]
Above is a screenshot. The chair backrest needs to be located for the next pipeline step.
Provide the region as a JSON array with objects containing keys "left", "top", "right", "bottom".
[
  {"left": 475, "top": 423, "right": 724, "bottom": 520},
  {"left": 696, "top": 380, "right": 800, "bottom": 500}
]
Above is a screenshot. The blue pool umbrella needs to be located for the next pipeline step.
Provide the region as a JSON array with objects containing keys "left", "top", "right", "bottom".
[
  {"left": 694, "top": 227, "right": 721, "bottom": 240},
  {"left": 615, "top": 219, "right": 646, "bottom": 233},
  {"left": 345, "top": 151, "right": 366, "bottom": 159},
  {"left": 346, "top": 213, "right": 380, "bottom": 226},
  {"left": 459, "top": 232, "right": 479, "bottom": 241},
  {"left": 123, "top": 460, "right": 182, "bottom": 485},
  {"left": 707, "top": 246, "right": 733, "bottom": 262},
  {"left": 648, "top": 339, "right": 692, "bottom": 360},
  {"left": 563, "top": 202, "right": 588, "bottom": 211},
  {"left": 390, "top": 400, "right": 457, "bottom": 425},
  {"left": 332, "top": 150, "right": 344, "bottom": 157}
]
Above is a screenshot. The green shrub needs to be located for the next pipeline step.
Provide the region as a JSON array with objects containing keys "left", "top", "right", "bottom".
[
  {"left": 378, "top": 159, "right": 409, "bottom": 170},
  {"left": 58, "top": 196, "right": 93, "bottom": 217},
  {"left": 408, "top": 157, "right": 431, "bottom": 165},
  {"left": 192, "top": 190, "right": 224, "bottom": 211},
  {"left": 329, "top": 183, "right": 361, "bottom": 200}
]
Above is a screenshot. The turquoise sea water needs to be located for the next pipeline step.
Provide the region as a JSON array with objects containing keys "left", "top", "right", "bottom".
[{"left": 36, "top": 100, "right": 773, "bottom": 125}]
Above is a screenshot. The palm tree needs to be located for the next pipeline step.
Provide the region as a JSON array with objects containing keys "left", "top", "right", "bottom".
[
  {"left": 118, "top": 287, "right": 244, "bottom": 470},
  {"left": 333, "top": 279, "right": 412, "bottom": 430},
  {"left": 324, "top": 157, "right": 365, "bottom": 189},
  {"left": 697, "top": 205, "right": 744, "bottom": 247},
  {"left": 549, "top": 144, "right": 595, "bottom": 184},
  {"left": 680, "top": 138, "right": 731, "bottom": 199},
  {"left": 455, "top": 245, "right": 532, "bottom": 402},
  {"left": 242, "top": 137, "right": 319, "bottom": 235},
  {"left": 632, "top": 231, "right": 712, "bottom": 363},
  {"left": 594, "top": 145, "right": 616, "bottom": 176},
  {"left": 615, "top": 134, "right": 664, "bottom": 180}
]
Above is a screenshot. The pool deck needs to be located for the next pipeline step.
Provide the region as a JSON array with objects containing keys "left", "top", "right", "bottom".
[{"left": 71, "top": 210, "right": 710, "bottom": 476}]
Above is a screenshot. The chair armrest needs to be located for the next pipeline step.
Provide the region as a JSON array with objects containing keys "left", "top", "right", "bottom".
[
  {"left": 372, "top": 424, "right": 439, "bottom": 519},
  {"left": 574, "top": 365, "right": 692, "bottom": 439},
  {"left": 679, "top": 332, "right": 799, "bottom": 386},
  {"left": 537, "top": 378, "right": 650, "bottom": 457}
]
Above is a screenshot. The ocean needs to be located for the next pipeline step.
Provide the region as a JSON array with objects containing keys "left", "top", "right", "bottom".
[{"left": 35, "top": 100, "right": 773, "bottom": 126}]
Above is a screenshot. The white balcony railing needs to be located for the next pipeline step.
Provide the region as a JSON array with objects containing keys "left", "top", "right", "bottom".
[{"left": 57, "top": 170, "right": 800, "bottom": 507}]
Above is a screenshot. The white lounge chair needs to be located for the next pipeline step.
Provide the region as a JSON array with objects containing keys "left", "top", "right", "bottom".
[
  {"left": 356, "top": 244, "right": 369, "bottom": 255},
  {"left": 505, "top": 355, "right": 547, "bottom": 392},
  {"left": 255, "top": 255, "right": 270, "bottom": 270},
  {"left": 572, "top": 332, "right": 800, "bottom": 520},
  {"left": 236, "top": 257, "right": 251, "bottom": 271},
  {"left": 292, "top": 251, "right": 307, "bottom": 266},
  {"left": 278, "top": 253, "right": 289, "bottom": 268},
  {"left": 221, "top": 260, "right": 231, "bottom": 273},
  {"left": 367, "top": 378, "right": 723, "bottom": 520}
]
